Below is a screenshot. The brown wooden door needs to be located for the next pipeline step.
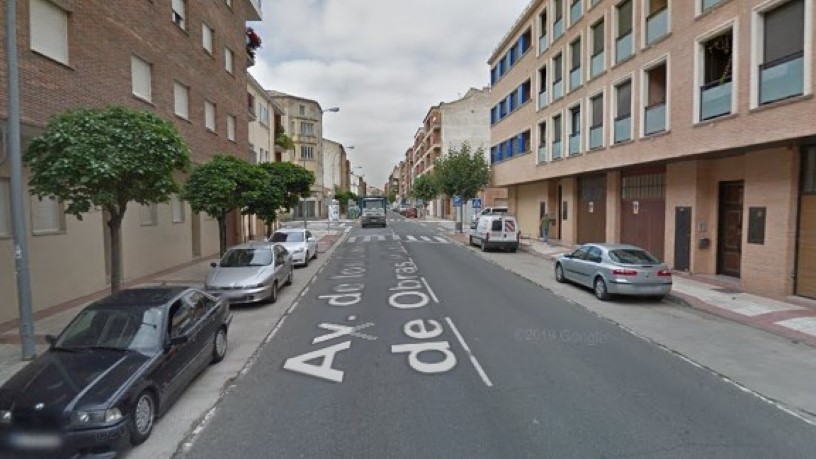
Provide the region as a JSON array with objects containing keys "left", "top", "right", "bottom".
[
  {"left": 674, "top": 207, "right": 692, "bottom": 271},
  {"left": 577, "top": 175, "right": 607, "bottom": 244},
  {"left": 797, "top": 148, "right": 816, "bottom": 298},
  {"left": 717, "top": 181, "right": 744, "bottom": 277},
  {"left": 620, "top": 172, "right": 666, "bottom": 260}
]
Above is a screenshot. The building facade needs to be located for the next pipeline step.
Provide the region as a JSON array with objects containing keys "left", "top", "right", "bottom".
[
  {"left": 0, "top": 0, "right": 261, "bottom": 324},
  {"left": 488, "top": 0, "right": 815, "bottom": 299},
  {"left": 323, "top": 139, "right": 351, "bottom": 198},
  {"left": 245, "top": 73, "right": 281, "bottom": 239}
]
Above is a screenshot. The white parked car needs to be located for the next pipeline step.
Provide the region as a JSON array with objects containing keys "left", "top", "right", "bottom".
[
  {"left": 470, "top": 206, "right": 509, "bottom": 228},
  {"left": 469, "top": 214, "right": 520, "bottom": 252},
  {"left": 268, "top": 229, "right": 318, "bottom": 266}
]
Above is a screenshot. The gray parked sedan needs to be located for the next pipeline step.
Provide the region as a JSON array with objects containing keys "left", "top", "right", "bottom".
[
  {"left": 205, "top": 243, "right": 293, "bottom": 304},
  {"left": 555, "top": 243, "right": 672, "bottom": 301}
]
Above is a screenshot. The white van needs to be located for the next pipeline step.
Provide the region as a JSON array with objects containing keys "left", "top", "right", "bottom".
[
  {"left": 470, "top": 206, "right": 509, "bottom": 228},
  {"left": 469, "top": 214, "right": 520, "bottom": 252}
]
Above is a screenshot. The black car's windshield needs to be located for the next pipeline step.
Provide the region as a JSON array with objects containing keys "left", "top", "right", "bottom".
[
  {"left": 609, "top": 249, "right": 660, "bottom": 265},
  {"left": 220, "top": 248, "right": 274, "bottom": 266},
  {"left": 55, "top": 307, "right": 164, "bottom": 354},
  {"left": 270, "top": 232, "right": 304, "bottom": 242}
]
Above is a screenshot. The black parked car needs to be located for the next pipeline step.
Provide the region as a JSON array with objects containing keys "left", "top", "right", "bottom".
[{"left": 0, "top": 286, "right": 232, "bottom": 458}]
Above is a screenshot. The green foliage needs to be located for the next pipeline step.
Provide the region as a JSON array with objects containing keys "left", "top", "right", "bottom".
[
  {"left": 387, "top": 189, "right": 398, "bottom": 204},
  {"left": 411, "top": 173, "right": 439, "bottom": 204},
  {"left": 24, "top": 106, "right": 190, "bottom": 219},
  {"left": 263, "top": 162, "right": 315, "bottom": 211},
  {"left": 275, "top": 132, "right": 295, "bottom": 151},
  {"left": 246, "top": 163, "right": 287, "bottom": 225},
  {"left": 182, "top": 155, "right": 266, "bottom": 221},
  {"left": 432, "top": 142, "right": 490, "bottom": 201},
  {"left": 333, "top": 187, "right": 359, "bottom": 213}
]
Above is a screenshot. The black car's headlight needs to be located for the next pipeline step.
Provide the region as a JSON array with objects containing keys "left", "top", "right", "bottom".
[
  {"left": 69, "top": 408, "right": 123, "bottom": 428},
  {"left": 0, "top": 409, "right": 11, "bottom": 424}
]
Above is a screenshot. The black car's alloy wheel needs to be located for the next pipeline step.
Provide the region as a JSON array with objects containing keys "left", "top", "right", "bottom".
[
  {"left": 212, "top": 327, "right": 228, "bottom": 363},
  {"left": 130, "top": 391, "right": 155, "bottom": 445}
]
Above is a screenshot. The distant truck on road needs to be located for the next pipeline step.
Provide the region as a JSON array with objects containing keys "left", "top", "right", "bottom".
[{"left": 360, "top": 196, "right": 387, "bottom": 228}]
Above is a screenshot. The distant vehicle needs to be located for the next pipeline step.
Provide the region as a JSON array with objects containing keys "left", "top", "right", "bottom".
[
  {"left": 471, "top": 206, "right": 509, "bottom": 228},
  {"left": 268, "top": 229, "right": 318, "bottom": 266},
  {"left": 403, "top": 207, "right": 417, "bottom": 218},
  {"left": 360, "top": 196, "right": 387, "bottom": 228},
  {"left": 470, "top": 214, "right": 519, "bottom": 252},
  {"left": 555, "top": 243, "right": 673, "bottom": 301},
  {"left": 0, "top": 287, "right": 232, "bottom": 458},
  {"left": 205, "top": 243, "right": 293, "bottom": 304}
]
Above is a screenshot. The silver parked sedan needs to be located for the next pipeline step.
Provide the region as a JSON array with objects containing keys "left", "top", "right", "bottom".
[
  {"left": 555, "top": 243, "right": 672, "bottom": 301},
  {"left": 268, "top": 228, "right": 318, "bottom": 266},
  {"left": 205, "top": 243, "right": 293, "bottom": 304}
]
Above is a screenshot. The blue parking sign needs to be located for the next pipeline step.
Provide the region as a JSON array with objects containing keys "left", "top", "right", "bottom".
[{"left": 452, "top": 195, "right": 463, "bottom": 207}]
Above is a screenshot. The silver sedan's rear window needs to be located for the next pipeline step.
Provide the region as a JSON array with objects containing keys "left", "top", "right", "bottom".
[{"left": 609, "top": 249, "right": 659, "bottom": 265}]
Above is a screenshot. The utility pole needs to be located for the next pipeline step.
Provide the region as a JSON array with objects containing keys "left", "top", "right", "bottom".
[{"left": 6, "top": 0, "right": 37, "bottom": 360}]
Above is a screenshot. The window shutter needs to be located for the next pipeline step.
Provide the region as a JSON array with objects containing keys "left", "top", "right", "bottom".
[
  {"left": 174, "top": 82, "right": 188, "bottom": 118},
  {"left": 763, "top": 0, "right": 804, "bottom": 63},
  {"left": 617, "top": 81, "right": 632, "bottom": 117},
  {"left": 31, "top": 196, "right": 61, "bottom": 234},
  {"left": 591, "top": 95, "right": 604, "bottom": 127},
  {"left": 30, "top": 0, "right": 69, "bottom": 64},
  {"left": 131, "top": 55, "right": 151, "bottom": 100},
  {"left": 618, "top": 0, "right": 633, "bottom": 36},
  {"left": 593, "top": 20, "right": 604, "bottom": 54}
]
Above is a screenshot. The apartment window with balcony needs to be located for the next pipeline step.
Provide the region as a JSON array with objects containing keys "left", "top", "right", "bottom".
[
  {"left": 0, "top": 179, "right": 10, "bottom": 237},
  {"left": 590, "top": 18, "right": 605, "bottom": 79},
  {"left": 553, "top": 52, "right": 565, "bottom": 101},
  {"left": 205, "top": 100, "right": 216, "bottom": 131},
  {"left": 140, "top": 204, "right": 158, "bottom": 227},
  {"left": 227, "top": 115, "right": 236, "bottom": 141},
  {"left": 700, "top": 30, "right": 733, "bottom": 121},
  {"left": 301, "top": 122, "right": 315, "bottom": 136},
  {"left": 539, "top": 9, "right": 549, "bottom": 53},
  {"left": 614, "top": 79, "right": 632, "bottom": 143},
  {"left": 589, "top": 92, "right": 604, "bottom": 150},
  {"left": 643, "top": 61, "right": 668, "bottom": 135},
  {"left": 202, "top": 23, "right": 214, "bottom": 55},
  {"left": 756, "top": 0, "right": 806, "bottom": 106},
  {"left": 553, "top": 113, "right": 564, "bottom": 159},
  {"left": 570, "top": 37, "right": 583, "bottom": 91},
  {"left": 569, "top": 104, "right": 582, "bottom": 155},
  {"left": 174, "top": 81, "right": 189, "bottom": 119},
  {"left": 539, "top": 65, "right": 549, "bottom": 109},
  {"left": 30, "top": 0, "right": 69, "bottom": 64},
  {"left": 538, "top": 122, "right": 548, "bottom": 163},
  {"left": 225, "top": 48, "right": 234, "bottom": 74},
  {"left": 615, "top": 0, "right": 634, "bottom": 63},
  {"left": 301, "top": 145, "right": 315, "bottom": 160},
  {"left": 570, "top": 0, "right": 584, "bottom": 26},
  {"left": 172, "top": 0, "right": 186, "bottom": 29},
  {"left": 645, "top": 0, "right": 669, "bottom": 46},
  {"left": 131, "top": 55, "right": 152, "bottom": 102},
  {"left": 554, "top": 0, "right": 565, "bottom": 40}
]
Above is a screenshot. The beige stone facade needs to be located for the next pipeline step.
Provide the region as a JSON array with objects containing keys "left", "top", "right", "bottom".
[{"left": 489, "top": 0, "right": 816, "bottom": 299}]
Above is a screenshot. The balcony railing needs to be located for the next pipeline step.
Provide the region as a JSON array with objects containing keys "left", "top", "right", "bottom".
[
  {"left": 569, "top": 133, "right": 582, "bottom": 155},
  {"left": 700, "top": 77, "right": 732, "bottom": 121},
  {"left": 759, "top": 52, "right": 804, "bottom": 105},
  {"left": 646, "top": 8, "right": 668, "bottom": 45},
  {"left": 553, "top": 80, "right": 564, "bottom": 101},
  {"left": 570, "top": 0, "right": 583, "bottom": 25},
  {"left": 553, "top": 17, "right": 564, "bottom": 40},
  {"left": 644, "top": 102, "right": 666, "bottom": 135},
  {"left": 702, "top": 0, "right": 722, "bottom": 12},
  {"left": 590, "top": 51, "right": 604, "bottom": 78},
  {"left": 569, "top": 67, "right": 582, "bottom": 91},
  {"left": 615, "top": 31, "right": 633, "bottom": 63},
  {"left": 589, "top": 125, "right": 603, "bottom": 150},
  {"left": 539, "top": 34, "right": 549, "bottom": 54},
  {"left": 538, "top": 145, "right": 548, "bottom": 163},
  {"left": 552, "top": 140, "right": 563, "bottom": 160},
  {"left": 538, "top": 91, "right": 548, "bottom": 109},
  {"left": 614, "top": 115, "right": 631, "bottom": 143}
]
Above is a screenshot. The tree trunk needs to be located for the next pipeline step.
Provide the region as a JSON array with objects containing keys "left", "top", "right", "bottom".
[
  {"left": 265, "top": 222, "right": 272, "bottom": 239},
  {"left": 107, "top": 212, "right": 124, "bottom": 294},
  {"left": 218, "top": 216, "right": 227, "bottom": 256}
]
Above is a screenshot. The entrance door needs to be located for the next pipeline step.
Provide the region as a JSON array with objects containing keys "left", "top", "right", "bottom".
[
  {"left": 557, "top": 185, "right": 563, "bottom": 240},
  {"left": 717, "top": 181, "right": 744, "bottom": 277},
  {"left": 674, "top": 207, "right": 692, "bottom": 271},
  {"left": 577, "top": 175, "right": 607, "bottom": 244},
  {"left": 796, "top": 147, "right": 816, "bottom": 298},
  {"left": 539, "top": 202, "right": 547, "bottom": 237},
  {"left": 620, "top": 171, "right": 666, "bottom": 260}
]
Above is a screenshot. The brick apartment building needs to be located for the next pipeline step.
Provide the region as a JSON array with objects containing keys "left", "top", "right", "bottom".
[
  {"left": 0, "top": 0, "right": 262, "bottom": 323},
  {"left": 488, "top": 0, "right": 815, "bottom": 299}
]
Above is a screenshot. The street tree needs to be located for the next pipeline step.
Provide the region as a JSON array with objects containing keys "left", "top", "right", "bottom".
[
  {"left": 265, "top": 162, "right": 315, "bottom": 212},
  {"left": 182, "top": 155, "right": 266, "bottom": 255},
  {"left": 433, "top": 142, "right": 491, "bottom": 231},
  {"left": 24, "top": 106, "right": 190, "bottom": 293},
  {"left": 247, "top": 163, "right": 288, "bottom": 238},
  {"left": 411, "top": 173, "right": 439, "bottom": 219},
  {"left": 333, "top": 187, "right": 359, "bottom": 214}
]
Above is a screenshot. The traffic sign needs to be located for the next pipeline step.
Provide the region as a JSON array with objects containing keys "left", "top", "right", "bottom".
[
  {"left": 452, "top": 195, "right": 463, "bottom": 207},
  {"left": 471, "top": 198, "right": 482, "bottom": 209}
]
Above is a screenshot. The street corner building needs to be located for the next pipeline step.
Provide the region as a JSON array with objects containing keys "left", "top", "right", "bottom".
[
  {"left": 488, "top": 0, "right": 816, "bottom": 299},
  {"left": 0, "top": 0, "right": 263, "bottom": 324}
]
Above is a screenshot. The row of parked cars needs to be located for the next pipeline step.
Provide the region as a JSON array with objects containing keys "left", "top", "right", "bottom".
[{"left": 0, "top": 228, "right": 318, "bottom": 458}]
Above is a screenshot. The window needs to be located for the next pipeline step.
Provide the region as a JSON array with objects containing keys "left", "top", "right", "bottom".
[
  {"left": 172, "top": 0, "right": 186, "bottom": 29},
  {"left": 538, "top": 65, "right": 549, "bottom": 109},
  {"left": 569, "top": 104, "right": 582, "bottom": 155},
  {"left": 570, "top": 0, "right": 584, "bottom": 26},
  {"left": 0, "top": 179, "right": 10, "bottom": 237},
  {"left": 202, "top": 23, "right": 214, "bottom": 54},
  {"left": 615, "top": 0, "right": 634, "bottom": 63},
  {"left": 259, "top": 104, "right": 270, "bottom": 126},
  {"left": 171, "top": 194, "right": 185, "bottom": 223},
  {"left": 174, "top": 82, "right": 189, "bottom": 119},
  {"left": 591, "top": 19, "right": 605, "bottom": 78},
  {"left": 140, "top": 203, "right": 158, "bottom": 226},
  {"left": 205, "top": 101, "right": 216, "bottom": 131},
  {"left": 554, "top": 0, "right": 565, "bottom": 39},
  {"left": 31, "top": 196, "right": 63, "bottom": 234},
  {"left": 30, "top": 0, "right": 69, "bottom": 64},
  {"left": 757, "top": 0, "right": 806, "bottom": 105},
  {"left": 700, "top": 30, "right": 734, "bottom": 121},
  {"left": 570, "top": 37, "right": 583, "bottom": 91},
  {"left": 225, "top": 48, "right": 234, "bottom": 74},
  {"left": 299, "top": 105, "right": 306, "bottom": 116},
  {"left": 701, "top": 0, "right": 723, "bottom": 13},
  {"left": 539, "top": 9, "right": 549, "bottom": 53},
  {"left": 645, "top": 0, "right": 669, "bottom": 46},
  {"left": 553, "top": 52, "right": 564, "bottom": 100},
  {"left": 227, "top": 115, "right": 236, "bottom": 141},
  {"left": 644, "top": 61, "right": 668, "bottom": 135},
  {"left": 589, "top": 93, "right": 604, "bottom": 149},
  {"left": 301, "top": 145, "right": 315, "bottom": 159},
  {"left": 538, "top": 122, "right": 548, "bottom": 163},
  {"left": 301, "top": 122, "right": 315, "bottom": 136},
  {"left": 553, "top": 113, "right": 563, "bottom": 159},
  {"left": 614, "top": 79, "right": 632, "bottom": 143},
  {"left": 131, "top": 55, "right": 152, "bottom": 101}
]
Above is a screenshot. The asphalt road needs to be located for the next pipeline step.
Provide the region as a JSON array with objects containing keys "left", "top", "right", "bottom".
[{"left": 185, "top": 212, "right": 816, "bottom": 458}]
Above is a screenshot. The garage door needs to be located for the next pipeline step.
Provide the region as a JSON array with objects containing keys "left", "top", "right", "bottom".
[
  {"left": 797, "top": 148, "right": 816, "bottom": 299},
  {"left": 621, "top": 171, "right": 666, "bottom": 261},
  {"left": 577, "top": 175, "right": 607, "bottom": 244}
]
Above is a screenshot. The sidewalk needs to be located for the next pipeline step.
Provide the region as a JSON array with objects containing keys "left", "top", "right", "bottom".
[
  {"left": 0, "top": 232, "right": 344, "bottom": 385},
  {"left": 449, "top": 232, "right": 816, "bottom": 348}
]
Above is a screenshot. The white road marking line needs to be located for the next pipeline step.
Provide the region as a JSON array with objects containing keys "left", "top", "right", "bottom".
[
  {"left": 392, "top": 234, "right": 401, "bottom": 241},
  {"left": 348, "top": 236, "right": 357, "bottom": 243},
  {"left": 445, "top": 317, "right": 493, "bottom": 388},
  {"left": 287, "top": 301, "right": 300, "bottom": 314},
  {"left": 434, "top": 236, "right": 448, "bottom": 243},
  {"left": 407, "top": 235, "right": 417, "bottom": 241},
  {"left": 311, "top": 276, "right": 318, "bottom": 285},
  {"left": 420, "top": 236, "right": 432, "bottom": 242},
  {"left": 420, "top": 277, "right": 439, "bottom": 304},
  {"left": 363, "top": 235, "right": 372, "bottom": 242},
  {"left": 301, "top": 286, "right": 309, "bottom": 296},
  {"left": 377, "top": 235, "right": 386, "bottom": 241}
]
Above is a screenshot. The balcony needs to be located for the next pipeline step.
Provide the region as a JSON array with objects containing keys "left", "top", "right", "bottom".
[
  {"left": 552, "top": 140, "right": 563, "bottom": 160},
  {"left": 539, "top": 34, "right": 549, "bottom": 54},
  {"left": 245, "top": 0, "right": 262, "bottom": 20},
  {"left": 568, "top": 133, "right": 582, "bottom": 155},
  {"left": 538, "top": 91, "right": 548, "bottom": 110},
  {"left": 570, "top": 1, "right": 583, "bottom": 25},
  {"left": 553, "top": 80, "right": 564, "bottom": 101},
  {"left": 554, "top": 17, "right": 564, "bottom": 40},
  {"left": 700, "top": 78, "right": 732, "bottom": 121},
  {"left": 644, "top": 102, "right": 666, "bottom": 135},
  {"left": 590, "top": 51, "right": 604, "bottom": 79},
  {"left": 538, "top": 145, "right": 548, "bottom": 163},
  {"left": 569, "top": 67, "right": 582, "bottom": 91},
  {"left": 646, "top": 8, "right": 668, "bottom": 45},
  {"left": 615, "top": 31, "right": 633, "bottom": 63},
  {"left": 759, "top": 52, "right": 804, "bottom": 105},
  {"left": 589, "top": 125, "right": 603, "bottom": 150},
  {"left": 614, "top": 115, "right": 631, "bottom": 143}
]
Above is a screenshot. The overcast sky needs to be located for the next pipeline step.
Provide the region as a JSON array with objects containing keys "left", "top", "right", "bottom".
[{"left": 249, "top": 0, "right": 531, "bottom": 187}]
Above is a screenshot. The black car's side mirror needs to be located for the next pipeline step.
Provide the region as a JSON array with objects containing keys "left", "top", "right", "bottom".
[
  {"left": 45, "top": 334, "right": 57, "bottom": 347},
  {"left": 210, "top": 262, "right": 218, "bottom": 268},
  {"left": 170, "top": 335, "right": 189, "bottom": 346}
]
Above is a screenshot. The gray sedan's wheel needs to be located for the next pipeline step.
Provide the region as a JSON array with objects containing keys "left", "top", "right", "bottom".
[
  {"left": 270, "top": 282, "right": 278, "bottom": 304},
  {"left": 481, "top": 239, "right": 487, "bottom": 252},
  {"left": 212, "top": 327, "right": 227, "bottom": 363},
  {"left": 555, "top": 263, "right": 566, "bottom": 283},
  {"left": 129, "top": 391, "right": 155, "bottom": 446},
  {"left": 594, "top": 277, "right": 611, "bottom": 301}
]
